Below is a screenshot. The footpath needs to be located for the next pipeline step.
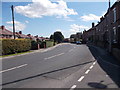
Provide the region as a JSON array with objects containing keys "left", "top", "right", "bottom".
[
  {"left": 70, "top": 45, "right": 120, "bottom": 89},
  {"left": 86, "top": 45, "right": 120, "bottom": 88}
]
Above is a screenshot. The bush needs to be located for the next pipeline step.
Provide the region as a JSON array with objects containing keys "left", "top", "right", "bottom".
[
  {"left": 46, "top": 41, "right": 54, "bottom": 48},
  {"left": 2, "top": 39, "right": 31, "bottom": 55},
  {"left": 31, "top": 40, "right": 38, "bottom": 50}
]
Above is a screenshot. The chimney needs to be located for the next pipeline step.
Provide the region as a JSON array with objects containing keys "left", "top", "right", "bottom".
[
  {"left": 19, "top": 31, "right": 22, "bottom": 34},
  {"left": 1, "top": 25, "right": 5, "bottom": 30},
  {"left": 100, "top": 16, "right": 104, "bottom": 22},
  {"left": 92, "top": 23, "right": 94, "bottom": 28}
]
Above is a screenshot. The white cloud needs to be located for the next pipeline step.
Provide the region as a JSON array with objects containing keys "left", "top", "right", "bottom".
[
  {"left": 80, "top": 14, "right": 101, "bottom": 22},
  {"left": 56, "top": 29, "right": 62, "bottom": 32},
  {"left": 70, "top": 24, "right": 89, "bottom": 33},
  {"left": 15, "top": 0, "right": 78, "bottom": 18},
  {"left": 6, "top": 21, "right": 26, "bottom": 31},
  {"left": 25, "top": 20, "right": 29, "bottom": 23},
  {"left": 56, "top": 24, "right": 90, "bottom": 38}
]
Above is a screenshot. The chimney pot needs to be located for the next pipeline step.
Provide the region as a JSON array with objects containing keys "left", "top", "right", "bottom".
[
  {"left": 92, "top": 23, "right": 95, "bottom": 28},
  {"left": 1, "top": 25, "right": 5, "bottom": 30},
  {"left": 19, "top": 31, "right": 22, "bottom": 34}
]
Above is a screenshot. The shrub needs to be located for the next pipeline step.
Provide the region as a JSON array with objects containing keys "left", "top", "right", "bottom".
[
  {"left": 2, "top": 39, "right": 31, "bottom": 55},
  {"left": 46, "top": 41, "right": 54, "bottom": 48},
  {"left": 31, "top": 40, "right": 38, "bottom": 50}
]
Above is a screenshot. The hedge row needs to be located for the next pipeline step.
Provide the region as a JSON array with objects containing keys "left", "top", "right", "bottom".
[
  {"left": 31, "top": 40, "right": 54, "bottom": 50},
  {"left": 2, "top": 39, "right": 31, "bottom": 55}
]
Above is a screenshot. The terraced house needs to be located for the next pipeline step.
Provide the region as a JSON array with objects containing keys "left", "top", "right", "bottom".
[
  {"left": 83, "top": 1, "right": 120, "bottom": 49},
  {"left": 82, "top": 1, "right": 120, "bottom": 60}
]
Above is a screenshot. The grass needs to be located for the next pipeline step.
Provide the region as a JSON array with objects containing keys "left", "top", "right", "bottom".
[{"left": 0, "top": 51, "right": 32, "bottom": 58}]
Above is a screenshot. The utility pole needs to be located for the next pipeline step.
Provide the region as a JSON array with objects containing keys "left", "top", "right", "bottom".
[
  {"left": 108, "top": 0, "right": 112, "bottom": 52},
  {"left": 11, "top": 5, "right": 16, "bottom": 39}
]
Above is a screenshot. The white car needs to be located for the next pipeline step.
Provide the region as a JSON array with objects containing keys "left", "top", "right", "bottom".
[{"left": 76, "top": 41, "right": 82, "bottom": 44}]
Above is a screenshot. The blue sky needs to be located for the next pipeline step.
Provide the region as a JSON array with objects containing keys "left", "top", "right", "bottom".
[{"left": 1, "top": 0, "right": 116, "bottom": 38}]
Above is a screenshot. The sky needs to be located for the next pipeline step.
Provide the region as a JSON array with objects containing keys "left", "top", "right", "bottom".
[{"left": 1, "top": 0, "right": 116, "bottom": 38}]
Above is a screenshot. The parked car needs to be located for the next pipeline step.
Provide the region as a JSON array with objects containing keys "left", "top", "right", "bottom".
[{"left": 76, "top": 41, "right": 82, "bottom": 44}]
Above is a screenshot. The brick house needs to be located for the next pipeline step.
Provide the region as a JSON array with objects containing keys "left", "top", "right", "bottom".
[
  {"left": 82, "top": 23, "right": 96, "bottom": 43},
  {"left": 83, "top": 1, "right": 120, "bottom": 49},
  {"left": 16, "top": 31, "right": 28, "bottom": 39},
  {"left": 0, "top": 25, "right": 15, "bottom": 39}
]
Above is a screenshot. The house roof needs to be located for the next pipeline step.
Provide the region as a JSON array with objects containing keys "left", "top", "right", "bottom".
[
  {"left": 0, "top": 26, "right": 13, "bottom": 35},
  {"left": 16, "top": 32, "right": 28, "bottom": 38}
]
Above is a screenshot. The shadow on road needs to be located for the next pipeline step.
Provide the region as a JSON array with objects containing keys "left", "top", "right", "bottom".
[
  {"left": 2, "top": 60, "right": 95, "bottom": 86},
  {"left": 87, "top": 45, "right": 120, "bottom": 88},
  {"left": 88, "top": 81, "right": 107, "bottom": 89}
]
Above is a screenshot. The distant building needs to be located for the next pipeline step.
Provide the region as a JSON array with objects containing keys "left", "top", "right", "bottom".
[
  {"left": 70, "top": 34, "right": 76, "bottom": 43},
  {"left": 16, "top": 31, "right": 28, "bottom": 39},
  {"left": 0, "top": 25, "right": 16, "bottom": 39}
]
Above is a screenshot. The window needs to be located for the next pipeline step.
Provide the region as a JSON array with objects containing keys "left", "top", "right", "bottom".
[
  {"left": 113, "top": 27, "right": 117, "bottom": 43},
  {"left": 113, "top": 8, "right": 116, "bottom": 23}
]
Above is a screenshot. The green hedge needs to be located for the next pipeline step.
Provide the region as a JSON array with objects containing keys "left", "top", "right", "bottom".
[
  {"left": 46, "top": 41, "right": 54, "bottom": 48},
  {"left": 2, "top": 39, "right": 31, "bottom": 55},
  {"left": 31, "top": 40, "right": 54, "bottom": 50},
  {"left": 31, "top": 40, "right": 38, "bottom": 50}
]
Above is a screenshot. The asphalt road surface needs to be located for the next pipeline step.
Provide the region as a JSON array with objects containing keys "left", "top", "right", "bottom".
[{"left": 1, "top": 43, "right": 120, "bottom": 88}]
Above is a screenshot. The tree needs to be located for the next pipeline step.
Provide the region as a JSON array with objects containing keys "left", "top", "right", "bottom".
[
  {"left": 50, "top": 34, "right": 54, "bottom": 40},
  {"left": 53, "top": 31, "right": 64, "bottom": 43}
]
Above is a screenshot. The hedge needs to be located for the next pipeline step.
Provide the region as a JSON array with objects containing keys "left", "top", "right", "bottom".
[
  {"left": 46, "top": 41, "right": 54, "bottom": 48},
  {"left": 31, "top": 40, "right": 54, "bottom": 50},
  {"left": 2, "top": 39, "right": 31, "bottom": 55}
]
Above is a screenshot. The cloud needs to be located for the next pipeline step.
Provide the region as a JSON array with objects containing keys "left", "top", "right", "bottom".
[
  {"left": 6, "top": 21, "right": 26, "bottom": 31},
  {"left": 56, "top": 24, "right": 90, "bottom": 38},
  {"left": 56, "top": 29, "right": 62, "bottom": 32},
  {"left": 25, "top": 20, "right": 29, "bottom": 23},
  {"left": 80, "top": 14, "right": 101, "bottom": 22},
  {"left": 70, "top": 24, "right": 89, "bottom": 33},
  {"left": 15, "top": 0, "right": 78, "bottom": 18}
]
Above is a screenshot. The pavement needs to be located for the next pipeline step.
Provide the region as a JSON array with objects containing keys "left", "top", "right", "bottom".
[{"left": 1, "top": 43, "right": 120, "bottom": 89}]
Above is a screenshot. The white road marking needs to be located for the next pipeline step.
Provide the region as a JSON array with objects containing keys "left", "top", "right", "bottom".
[
  {"left": 74, "top": 47, "right": 76, "bottom": 48},
  {"left": 44, "top": 53, "right": 64, "bottom": 60},
  {"left": 71, "top": 85, "right": 77, "bottom": 89},
  {"left": 0, "top": 64, "right": 27, "bottom": 73},
  {"left": 106, "top": 75, "right": 109, "bottom": 77},
  {"left": 89, "top": 65, "right": 93, "bottom": 69},
  {"left": 85, "top": 69, "right": 90, "bottom": 74},
  {"left": 69, "top": 49, "right": 73, "bottom": 52},
  {"left": 93, "top": 62, "right": 96, "bottom": 65},
  {"left": 78, "top": 76, "right": 85, "bottom": 82}
]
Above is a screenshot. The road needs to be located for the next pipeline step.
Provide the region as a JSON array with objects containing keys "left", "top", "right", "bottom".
[{"left": 1, "top": 43, "right": 120, "bottom": 88}]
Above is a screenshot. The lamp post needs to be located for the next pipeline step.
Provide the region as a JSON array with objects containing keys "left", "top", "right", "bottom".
[
  {"left": 108, "top": 0, "right": 112, "bottom": 53},
  {"left": 11, "top": 5, "right": 16, "bottom": 39}
]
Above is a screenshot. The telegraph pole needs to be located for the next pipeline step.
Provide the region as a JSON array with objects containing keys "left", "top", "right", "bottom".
[{"left": 11, "top": 5, "right": 16, "bottom": 39}]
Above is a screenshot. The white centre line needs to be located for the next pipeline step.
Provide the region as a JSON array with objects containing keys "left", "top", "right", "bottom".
[
  {"left": 89, "top": 65, "right": 93, "bottom": 69},
  {"left": 69, "top": 49, "right": 73, "bottom": 52},
  {"left": 78, "top": 76, "right": 85, "bottom": 82},
  {"left": 0, "top": 64, "right": 28, "bottom": 73},
  {"left": 44, "top": 53, "right": 64, "bottom": 60},
  {"left": 93, "top": 62, "right": 96, "bottom": 65},
  {"left": 85, "top": 69, "right": 90, "bottom": 74},
  {"left": 71, "top": 85, "right": 77, "bottom": 89}
]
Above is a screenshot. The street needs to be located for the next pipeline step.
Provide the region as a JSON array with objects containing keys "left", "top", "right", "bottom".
[{"left": 1, "top": 43, "right": 120, "bottom": 88}]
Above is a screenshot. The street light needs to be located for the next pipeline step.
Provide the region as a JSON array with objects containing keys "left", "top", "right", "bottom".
[
  {"left": 108, "top": 0, "right": 112, "bottom": 53},
  {"left": 11, "top": 5, "right": 16, "bottom": 39}
]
